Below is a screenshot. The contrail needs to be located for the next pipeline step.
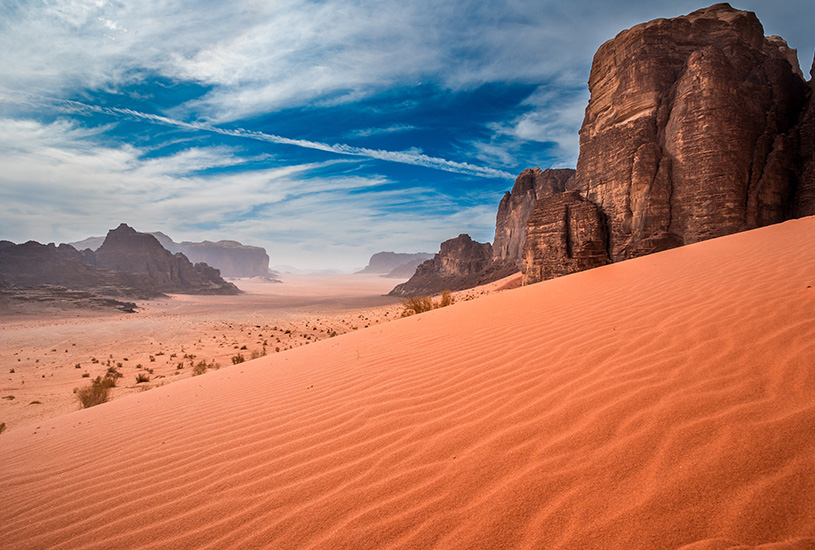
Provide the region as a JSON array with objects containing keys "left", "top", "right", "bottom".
[{"left": 52, "top": 98, "right": 514, "bottom": 180}]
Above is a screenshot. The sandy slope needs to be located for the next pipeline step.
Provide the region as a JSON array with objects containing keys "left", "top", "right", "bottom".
[{"left": 2, "top": 218, "right": 815, "bottom": 549}]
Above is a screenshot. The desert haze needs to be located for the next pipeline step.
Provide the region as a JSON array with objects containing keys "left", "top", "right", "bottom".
[{"left": 1, "top": 217, "right": 814, "bottom": 549}]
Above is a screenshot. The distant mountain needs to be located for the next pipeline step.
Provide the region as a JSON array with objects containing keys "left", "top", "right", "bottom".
[
  {"left": 150, "top": 233, "right": 271, "bottom": 278},
  {"left": 2, "top": 224, "right": 239, "bottom": 299},
  {"left": 68, "top": 231, "right": 272, "bottom": 279},
  {"left": 357, "top": 252, "right": 433, "bottom": 275}
]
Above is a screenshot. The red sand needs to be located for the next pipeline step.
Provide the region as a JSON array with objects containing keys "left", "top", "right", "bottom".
[{"left": 1, "top": 218, "right": 815, "bottom": 549}]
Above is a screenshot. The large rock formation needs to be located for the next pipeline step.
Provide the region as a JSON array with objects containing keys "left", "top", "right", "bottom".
[
  {"left": 68, "top": 232, "right": 272, "bottom": 279},
  {"left": 493, "top": 168, "right": 575, "bottom": 265},
  {"left": 573, "top": 3, "right": 810, "bottom": 261},
  {"left": 518, "top": 3, "right": 814, "bottom": 285},
  {"left": 151, "top": 233, "right": 271, "bottom": 278},
  {"left": 522, "top": 192, "right": 609, "bottom": 284},
  {"left": 0, "top": 241, "right": 160, "bottom": 299},
  {"left": 794, "top": 55, "right": 815, "bottom": 216},
  {"left": 357, "top": 252, "right": 434, "bottom": 275},
  {"left": 95, "top": 224, "right": 239, "bottom": 295},
  {"left": 389, "top": 235, "right": 516, "bottom": 297}
]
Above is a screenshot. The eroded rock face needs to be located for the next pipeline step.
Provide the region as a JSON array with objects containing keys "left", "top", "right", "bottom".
[
  {"left": 96, "top": 224, "right": 240, "bottom": 295},
  {"left": 358, "top": 252, "right": 434, "bottom": 275},
  {"left": 493, "top": 168, "right": 575, "bottom": 265},
  {"left": 389, "top": 234, "right": 516, "bottom": 297},
  {"left": 151, "top": 233, "right": 271, "bottom": 279},
  {"left": 522, "top": 192, "right": 609, "bottom": 285},
  {"left": 794, "top": 55, "right": 815, "bottom": 217},
  {"left": 574, "top": 3, "right": 809, "bottom": 261}
]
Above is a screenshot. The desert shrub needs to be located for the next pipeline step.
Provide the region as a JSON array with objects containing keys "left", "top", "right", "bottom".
[
  {"left": 250, "top": 348, "right": 266, "bottom": 360},
  {"left": 437, "top": 289, "right": 454, "bottom": 308},
  {"left": 135, "top": 372, "right": 150, "bottom": 383},
  {"left": 76, "top": 377, "right": 112, "bottom": 408},
  {"left": 106, "top": 366, "right": 122, "bottom": 379},
  {"left": 0, "top": 422, "right": 5, "bottom": 434},
  {"left": 231, "top": 354, "right": 245, "bottom": 365},
  {"left": 401, "top": 295, "right": 434, "bottom": 316},
  {"left": 192, "top": 361, "right": 208, "bottom": 376},
  {"left": 177, "top": 362, "right": 184, "bottom": 370}
]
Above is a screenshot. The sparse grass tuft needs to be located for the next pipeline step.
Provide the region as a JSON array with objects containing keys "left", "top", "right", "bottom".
[
  {"left": 231, "top": 354, "right": 245, "bottom": 365},
  {"left": 135, "top": 372, "right": 150, "bottom": 383},
  {"left": 75, "top": 376, "right": 112, "bottom": 408}
]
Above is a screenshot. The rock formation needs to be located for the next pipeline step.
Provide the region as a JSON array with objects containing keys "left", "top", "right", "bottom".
[
  {"left": 516, "top": 4, "right": 814, "bottom": 285},
  {"left": 389, "top": 235, "right": 516, "bottom": 297},
  {"left": 572, "top": 3, "right": 810, "bottom": 262},
  {"left": 493, "top": 168, "right": 575, "bottom": 265},
  {"left": 151, "top": 233, "right": 271, "bottom": 278},
  {"left": 68, "top": 232, "right": 272, "bottom": 279},
  {"left": 794, "top": 55, "right": 815, "bottom": 216},
  {"left": 0, "top": 224, "right": 240, "bottom": 299},
  {"left": 0, "top": 241, "right": 159, "bottom": 299},
  {"left": 358, "top": 252, "right": 434, "bottom": 275},
  {"left": 95, "top": 224, "right": 239, "bottom": 295},
  {"left": 522, "top": 192, "right": 609, "bottom": 284}
]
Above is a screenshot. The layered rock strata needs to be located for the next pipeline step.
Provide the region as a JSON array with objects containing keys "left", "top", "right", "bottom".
[
  {"left": 389, "top": 234, "right": 516, "bottom": 297},
  {"left": 358, "top": 252, "right": 434, "bottom": 275},
  {"left": 573, "top": 3, "right": 809, "bottom": 261},
  {"left": 493, "top": 168, "right": 575, "bottom": 265},
  {"left": 151, "top": 233, "right": 271, "bottom": 279},
  {"left": 522, "top": 192, "right": 609, "bottom": 285}
]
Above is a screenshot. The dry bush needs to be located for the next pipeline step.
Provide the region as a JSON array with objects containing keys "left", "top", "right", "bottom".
[
  {"left": 437, "top": 289, "right": 454, "bottom": 308},
  {"left": 401, "top": 296, "right": 434, "bottom": 316},
  {"left": 135, "top": 372, "right": 150, "bottom": 383},
  {"left": 75, "top": 377, "right": 112, "bottom": 408},
  {"left": 192, "top": 360, "right": 208, "bottom": 376},
  {"left": 231, "top": 354, "right": 245, "bottom": 365}
]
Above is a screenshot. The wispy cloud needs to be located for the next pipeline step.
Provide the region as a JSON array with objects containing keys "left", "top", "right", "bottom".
[
  {"left": 47, "top": 98, "right": 514, "bottom": 179},
  {"left": 346, "top": 124, "right": 419, "bottom": 139}
]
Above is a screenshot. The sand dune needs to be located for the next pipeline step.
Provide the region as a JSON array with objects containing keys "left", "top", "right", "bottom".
[{"left": 2, "top": 218, "right": 815, "bottom": 549}]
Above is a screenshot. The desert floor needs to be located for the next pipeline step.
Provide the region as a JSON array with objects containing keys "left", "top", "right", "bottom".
[
  {"left": 0, "top": 273, "right": 513, "bottom": 433},
  {"left": 2, "top": 219, "right": 814, "bottom": 549}
]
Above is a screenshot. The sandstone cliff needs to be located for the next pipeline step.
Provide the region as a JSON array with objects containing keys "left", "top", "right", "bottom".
[
  {"left": 493, "top": 168, "right": 575, "bottom": 265},
  {"left": 572, "top": 3, "right": 809, "bottom": 262},
  {"left": 151, "top": 233, "right": 271, "bottom": 279},
  {"left": 389, "top": 234, "right": 516, "bottom": 297},
  {"left": 522, "top": 192, "right": 609, "bottom": 285},
  {"left": 358, "top": 252, "right": 434, "bottom": 275},
  {"left": 96, "top": 224, "right": 240, "bottom": 295},
  {"left": 794, "top": 55, "right": 815, "bottom": 216}
]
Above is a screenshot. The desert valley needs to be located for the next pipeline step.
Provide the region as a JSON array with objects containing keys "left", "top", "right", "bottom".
[{"left": 2, "top": 2, "right": 815, "bottom": 549}]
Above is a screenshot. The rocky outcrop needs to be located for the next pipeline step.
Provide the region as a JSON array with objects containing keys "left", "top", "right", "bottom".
[
  {"left": 151, "top": 233, "right": 271, "bottom": 278},
  {"left": 493, "top": 168, "right": 575, "bottom": 265},
  {"left": 0, "top": 241, "right": 160, "bottom": 298},
  {"left": 573, "top": 3, "right": 809, "bottom": 261},
  {"left": 522, "top": 192, "right": 610, "bottom": 285},
  {"left": 389, "top": 235, "right": 516, "bottom": 296},
  {"left": 794, "top": 55, "right": 815, "bottom": 216},
  {"left": 96, "top": 224, "right": 239, "bottom": 295},
  {"left": 358, "top": 252, "right": 434, "bottom": 275}
]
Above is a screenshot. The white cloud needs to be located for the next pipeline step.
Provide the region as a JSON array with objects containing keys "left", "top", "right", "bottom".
[{"left": 0, "top": 117, "right": 499, "bottom": 270}]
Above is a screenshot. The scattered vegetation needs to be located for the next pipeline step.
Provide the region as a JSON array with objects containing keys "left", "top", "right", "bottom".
[
  {"left": 231, "top": 354, "right": 245, "bottom": 365},
  {"left": 75, "top": 375, "right": 115, "bottom": 408},
  {"left": 192, "top": 360, "right": 219, "bottom": 376},
  {"left": 135, "top": 372, "right": 150, "bottom": 383},
  {"left": 401, "top": 289, "right": 455, "bottom": 316}
]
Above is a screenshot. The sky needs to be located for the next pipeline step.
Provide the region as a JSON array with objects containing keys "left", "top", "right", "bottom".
[{"left": 1, "top": 0, "right": 813, "bottom": 271}]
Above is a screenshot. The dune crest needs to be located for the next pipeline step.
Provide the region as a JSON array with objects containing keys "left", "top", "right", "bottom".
[{"left": 1, "top": 217, "right": 815, "bottom": 548}]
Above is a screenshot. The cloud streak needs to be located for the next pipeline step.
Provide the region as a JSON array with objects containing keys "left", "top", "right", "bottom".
[{"left": 51, "top": 98, "right": 514, "bottom": 179}]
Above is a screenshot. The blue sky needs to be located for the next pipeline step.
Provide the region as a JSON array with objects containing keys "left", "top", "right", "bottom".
[{"left": 1, "top": 1, "right": 813, "bottom": 271}]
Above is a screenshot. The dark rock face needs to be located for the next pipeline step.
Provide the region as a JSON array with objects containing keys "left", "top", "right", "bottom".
[
  {"left": 522, "top": 192, "right": 610, "bottom": 285},
  {"left": 493, "top": 168, "right": 575, "bottom": 265},
  {"left": 151, "top": 233, "right": 271, "bottom": 278},
  {"left": 0, "top": 241, "right": 160, "bottom": 298},
  {"left": 358, "top": 252, "right": 434, "bottom": 275},
  {"left": 573, "top": 3, "right": 809, "bottom": 261},
  {"left": 794, "top": 56, "right": 815, "bottom": 217},
  {"left": 389, "top": 234, "right": 516, "bottom": 297},
  {"left": 96, "top": 224, "right": 239, "bottom": 295}
]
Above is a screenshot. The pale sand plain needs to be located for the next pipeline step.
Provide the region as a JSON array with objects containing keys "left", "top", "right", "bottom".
[
  {"left": 0, "top": 273, "right": 510, "bottom": 432},
  {"left": 2, "top": 218, "right": 815, "bottom": 549}
]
